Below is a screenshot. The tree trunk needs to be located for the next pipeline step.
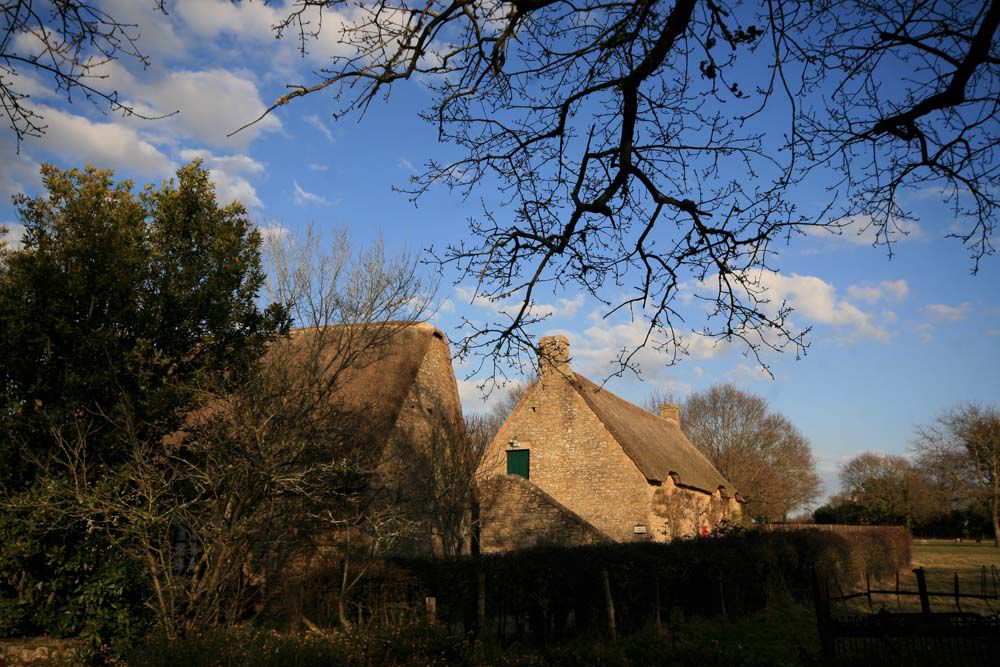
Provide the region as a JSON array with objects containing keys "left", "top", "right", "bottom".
[
  {"left": 338, "top": 556, "right": 353, "bottom": 630},
  {"left": 601, "top": 568, "right": 616, "bottom": 642},
  {"left": 992, "top": 493, "right": 999, "bottom": 548}
]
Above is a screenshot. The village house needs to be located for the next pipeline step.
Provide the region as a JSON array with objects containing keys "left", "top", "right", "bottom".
[{"left": 476, "top": 335, "right": 742, "bottom": 552}]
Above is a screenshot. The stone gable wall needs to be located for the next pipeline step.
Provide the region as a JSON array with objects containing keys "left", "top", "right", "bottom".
[
  {"left": 385, "top": 328, "right": 468, "bottom": 556},
  {"left": 478, "top": 475, "right": 609, "bottom": 552}
]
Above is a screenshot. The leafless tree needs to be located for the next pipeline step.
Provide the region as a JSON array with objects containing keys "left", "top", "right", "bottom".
[
  {"left": 0, "top": 1, "right": 171, "bottom": 146},
  {"left": 915, "top": 403, "right": 1000, "bottom": 546},
  {"left": 402, "top": 413, "right": 491, "bottom": 557},
  {"left": 234, "top": 0, "right": 998, "bottom": 380},
  {"left": 680, "top": 383, "right": 821, "bottom": 520}
]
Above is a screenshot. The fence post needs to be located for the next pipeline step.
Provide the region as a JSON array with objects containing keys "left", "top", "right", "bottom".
[
  {"left": 477, "top": 571, "right": 486, "bottom": 636},
  {"left": 913, "top": 567, "right": 931, "bottom": 615},
  {"left": 425, "top": 596, "right": 438, "bottom": 624},
  {"left": 812, "top": 568, "right": 835, "bottom": 660},
  {"left": 654, "top": 575, "right": 663, "bottom": 634},
  {"left": 600, "top": 568, "right": 617, "bottom": 642}
]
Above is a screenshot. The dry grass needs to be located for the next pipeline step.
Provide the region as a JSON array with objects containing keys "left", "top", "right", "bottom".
[{"left": 839, "top": 538, "right": 1000, "bottom": 615}]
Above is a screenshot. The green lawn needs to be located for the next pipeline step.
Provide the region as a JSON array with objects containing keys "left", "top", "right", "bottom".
[{"left": 853, "top": 538, "right": 1000, "bottom": 614}]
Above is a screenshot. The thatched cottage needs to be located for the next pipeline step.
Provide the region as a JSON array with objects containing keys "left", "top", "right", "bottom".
[
  {"left": 305, "top": 321, "right": 468, "bottom": 556},
  {"left": 476, "top": 335, "right": 741, "bottom": 552}
]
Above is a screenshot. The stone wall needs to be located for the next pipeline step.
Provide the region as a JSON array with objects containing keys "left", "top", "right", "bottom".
[
  {"left": 0, "top": 638, "right": 81, "bottom": 666},
  {"left": 647, "top": 477, "right": 740, "bottom": 540},
  {"left": 479, "top": 475, "right": 610, "bottom": 552},
  {"left": 386, "top": 326, "right": 469, "bottom": 557}
]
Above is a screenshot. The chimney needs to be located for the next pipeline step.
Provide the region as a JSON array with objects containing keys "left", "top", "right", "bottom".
[
  {"left": 538, "top": 335, "right": 571, "bottom": 379},
  {"left": 659, "top": 403, "right": 681, "bottom": 427}
]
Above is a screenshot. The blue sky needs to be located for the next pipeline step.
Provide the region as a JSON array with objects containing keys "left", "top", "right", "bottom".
[{"left": 1, "top": 1, "right": 998, "bottom": 503}]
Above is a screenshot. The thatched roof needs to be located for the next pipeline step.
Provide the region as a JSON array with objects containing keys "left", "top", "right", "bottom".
[
  {"left": 284, "top": 321, "right": 457, "bottom": 443},
  {"left": 167, "top": 321, "right": 455, "bottom": 448},
  {"left": 572, "top": 374, "right": 734, "bottom": 494}
]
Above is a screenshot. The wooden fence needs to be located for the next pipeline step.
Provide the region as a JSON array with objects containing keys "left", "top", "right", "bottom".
[{"left": 814, "top": 567, "right": 1000, "bottom": 666}]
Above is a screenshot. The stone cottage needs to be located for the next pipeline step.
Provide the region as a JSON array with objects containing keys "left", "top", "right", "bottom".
[{"left": 476, "top": 335, "right": 741, "bottom": 552}]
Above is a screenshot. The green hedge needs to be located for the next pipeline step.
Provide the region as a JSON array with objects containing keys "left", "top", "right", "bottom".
[{"left": 375, "top": 527, "right": 912, "bottom": 639}]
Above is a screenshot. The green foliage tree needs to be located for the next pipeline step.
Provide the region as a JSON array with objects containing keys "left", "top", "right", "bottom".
[
  {"left": 0, "top": 162, "right": 287, "bottom": 646},
  {"left": 0, "top": 162, "right": 286, "bottom": 488}
]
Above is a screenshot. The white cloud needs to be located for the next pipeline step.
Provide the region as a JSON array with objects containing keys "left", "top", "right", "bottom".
[
  {"left": 554, "top": 294, "right": 585, "bottom": 318},
  {"left": 457, "top": 378, "right": 530, "bottom": 415},
  {"left": 305, "top": 115, "right": 335, "bottom": 142},
  {"left": 173, "top": 0, "right": 358, "bottom": 63},
  {"left": 116, "top": 66, "right": 282, "bottom": 149},
  {"left": 291, "top": 180, "right": 329, "bottom": 206},
  {"left": 725, "top": 363, "right": 773, "bottom": 384},
  {"left": 925, "top": 302, "right": 972, "bottom": 322},
  {"left": 308, "top": 163, "right": 329, "bottom": 172},
  {"left": 915, "top": 323, "right": 934, "bottom": 343},
  {"left": 753, "top": 271, "right": 891, "bottom": 342},
  {"left": 99, "top": 0, "right": 188, "bottom": 59},
  {"left": 546, "top": 318, "right": 729, "bottom": 384},
  {"left": 987, "top": 329, "right": 1000, "bottom": 337},
  {"left": 454, "top": 285, "right": 587, "bottom": 321},
  {"left": 399, "top": 157, "right": 418, "bottom": 174},
  {"left": 1, "top": 223, "right": 25, "bottom": 250},
  {"left": 810, "top": 214, "right": 924, "bottom": 247},
  {"left": 846, "top": 280, "right": 909, "bottom": 304},
  {"left": 0, "top": 143, "right": 42, "bottom": 200},
  {"left": 35, "top": 105, "right": 174, "bottom": 177},
  {"left": 179, "top": 149, "right": 265, "bottom": 207},
  {"left": 258, "top": 224, "right": 291, "bottom": 242}
]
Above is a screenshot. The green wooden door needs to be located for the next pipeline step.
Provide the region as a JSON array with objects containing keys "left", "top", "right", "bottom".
[{"left": 506, "top": 449, "right": 530, "bottom": 479}]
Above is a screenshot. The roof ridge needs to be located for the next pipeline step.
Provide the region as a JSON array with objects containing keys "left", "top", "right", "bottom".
[{"left": 570, "top": 372, "right": 735, "bottom": 494}]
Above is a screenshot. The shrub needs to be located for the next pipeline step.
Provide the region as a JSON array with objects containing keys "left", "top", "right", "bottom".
[{"left": 376, "top": 527, "right": 911, "bottom": 640}]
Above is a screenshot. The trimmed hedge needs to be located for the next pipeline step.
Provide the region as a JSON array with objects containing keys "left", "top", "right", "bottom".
[{"left": 294, "top": 527, "right": 912, "bottom": 641}]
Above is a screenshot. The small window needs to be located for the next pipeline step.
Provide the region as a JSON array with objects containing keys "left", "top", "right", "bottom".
[{"left": 506, "top": 449, "right": 530, "bottom": 479}]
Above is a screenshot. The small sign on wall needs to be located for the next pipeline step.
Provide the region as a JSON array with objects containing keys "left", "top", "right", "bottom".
[{"left": 633, "top": 524, "right": 647, "bottom": 534}]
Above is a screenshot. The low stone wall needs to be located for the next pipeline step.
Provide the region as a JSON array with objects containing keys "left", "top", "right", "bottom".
[
  {"left": 0, "top": 638, "right": 81, "bottom": 666},
  {"left": 479, "top": 474, "right": 611, "bottom": 552}
]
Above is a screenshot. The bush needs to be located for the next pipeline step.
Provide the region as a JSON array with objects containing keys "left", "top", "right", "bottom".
[
  {"left": 0, "top": 506, "right": 151, "bottom": 653},
  {"left": 311, "top": 527, "right": 911, "bottom": 641},
  {"left": 126, "top": 606, "right": 820, "bottom": 667}
]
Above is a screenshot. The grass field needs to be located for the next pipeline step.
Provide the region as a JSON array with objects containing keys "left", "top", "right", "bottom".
[{"left": 845, "top": 538, "right": 1000, "bottom": 614}]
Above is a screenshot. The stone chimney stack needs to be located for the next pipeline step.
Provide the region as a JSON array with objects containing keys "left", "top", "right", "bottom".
[
  {"left": 659, "top": 403, "right": 681, "bottom": 427},
  {"left": 538, "top": 335, "right": 571, "bottom": 379}
]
